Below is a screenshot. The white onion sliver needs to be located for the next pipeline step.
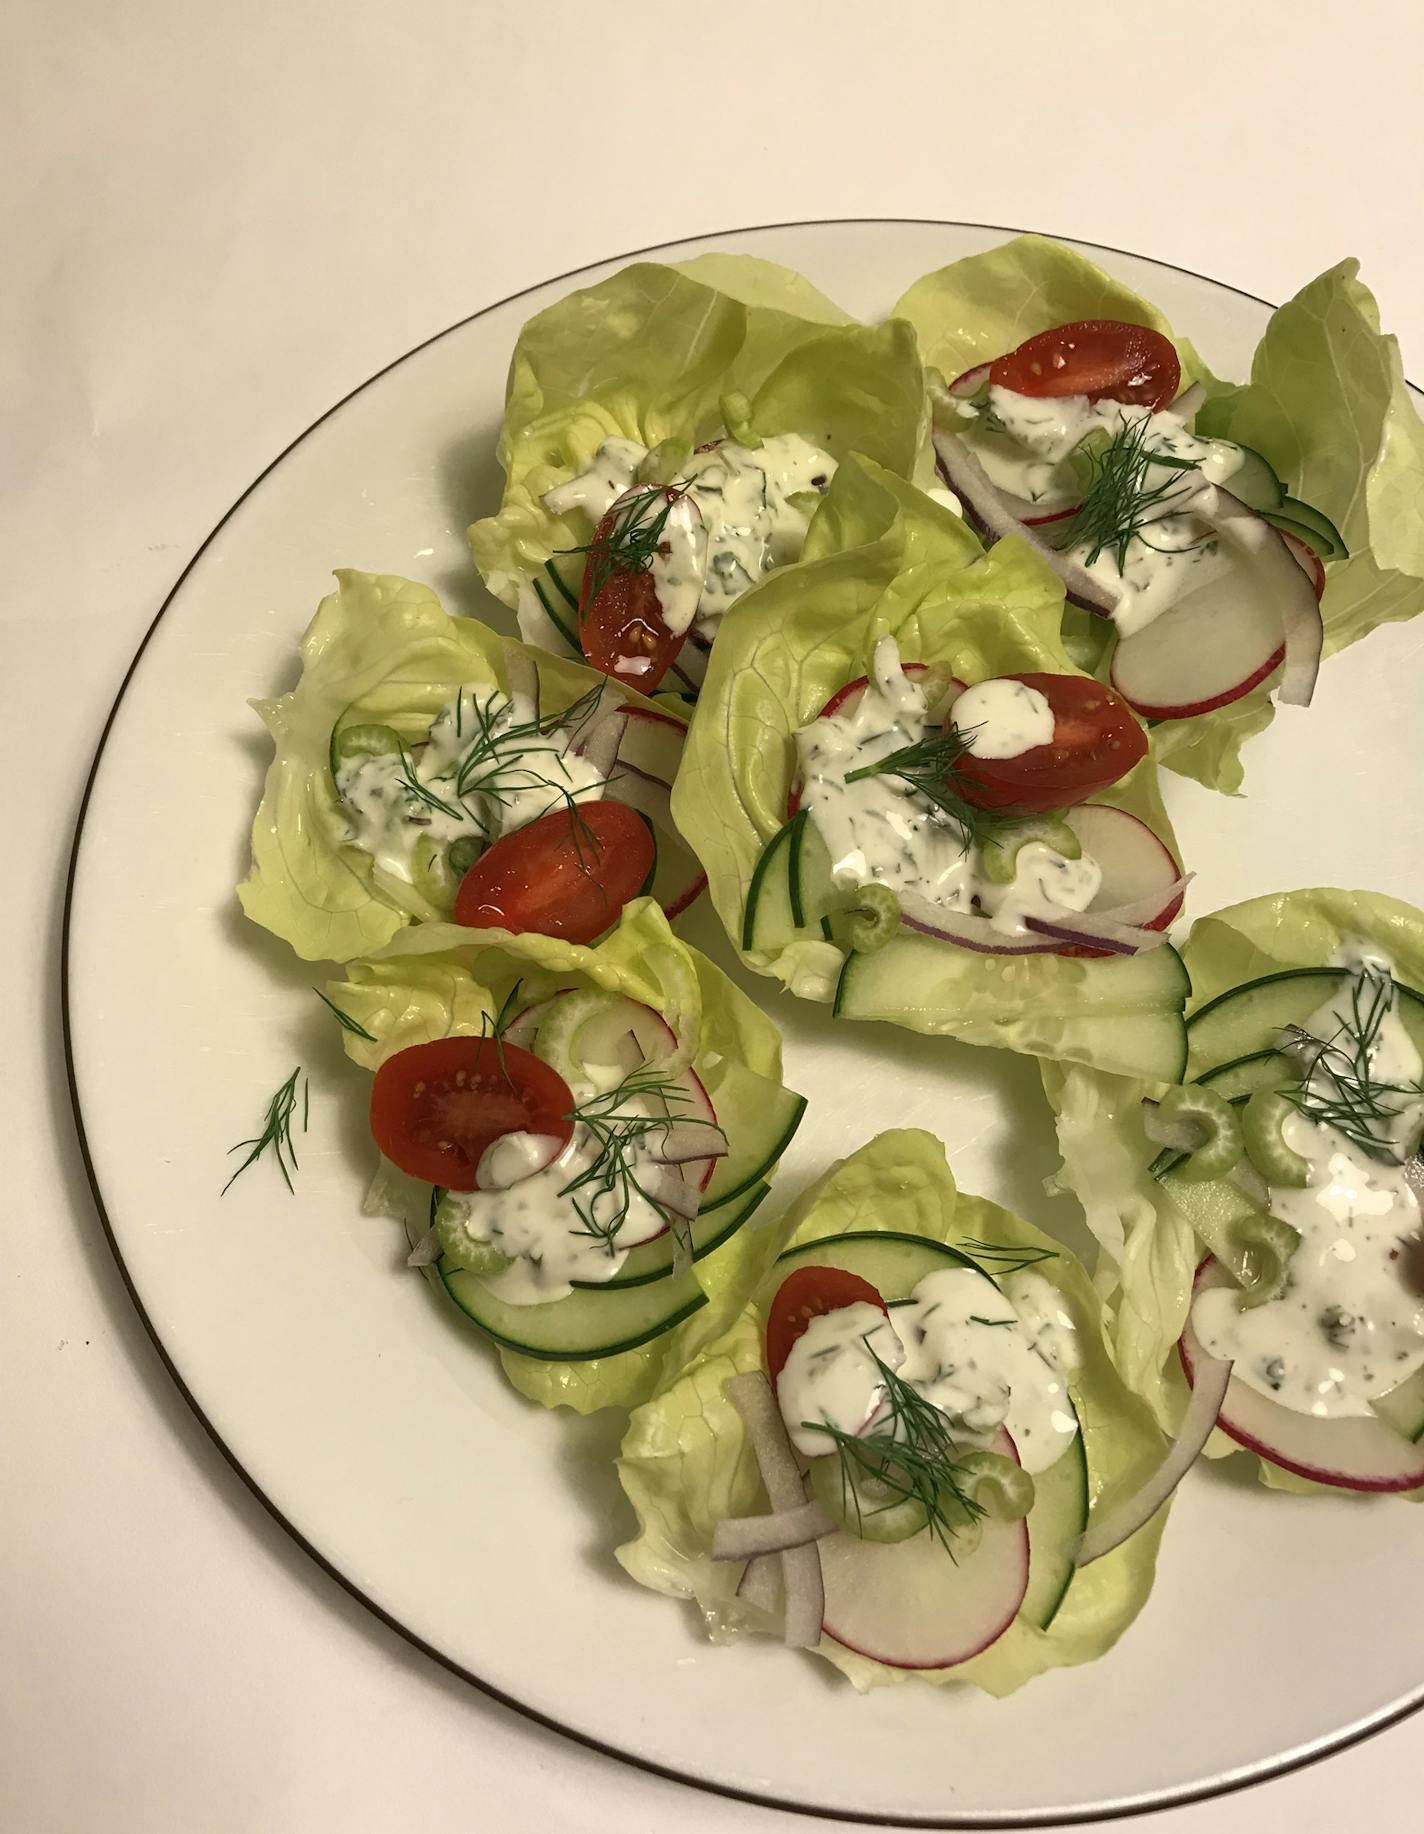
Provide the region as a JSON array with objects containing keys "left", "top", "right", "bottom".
[
  {"left": 931, "top": 422, "right": 1120, "bottom": 618},
  {"left": 736, "top": 1552, "right": 781, "bottom": 1612},
  {"left": 725, "top": 1371, "right": 826, "bottom": 1648},
  {"left": 1089, "top": 874, "right": 1191, "bottom": 928},
  {"left": 406, "top": 1227, "right": 443, "bottom": 1268},
  {"left": 1168, "top": 381, "right": 1205, "bottom": 421},
  {"left": 1074, "top": 1353, "right": 1233, "bottom": 1567},
  {"left": 575, "top": 710, "right": 629, "bottom": 780},
  {"left": 646, "top": 1120, "right": 728, "bottom": 1166},
  {"left": 712, "top": 1500, "right": 835, "bottom": 1561}
]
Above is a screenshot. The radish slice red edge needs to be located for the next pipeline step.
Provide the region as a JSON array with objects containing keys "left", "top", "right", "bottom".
[
  {"left": 711, "top": 1500, "right": 835, "bottom": 1561},
  {"left": 1199, "top": 488, "right": 1323, "bottom": 707},
  {"left": 931, "top": 419, "right": 1120, "bottom": 618},
  {"left": 725, "top": 1370, "right": 825, "bottom": 1648},
  {"left": 1073, "top": 1351, "right": 1232, "bottom": 1567}
]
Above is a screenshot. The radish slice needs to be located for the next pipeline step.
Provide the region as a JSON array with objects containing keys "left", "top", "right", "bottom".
[
  {"left": 931, "top": 421, "right": 1120, "bottom": 618},
  {"left": 617, "top": 705, "right": 687, "bottom": 781},
  {"left": 1201, "top": 488, "right": 1323, "bottom": 707},
  {"left": 726, "top": 1371, "right": 825, "bottom": 1648},
  {"left": 819, "top": 1428, "right": 1028, "bottom": 1669},
  {"left": 712, "top": 1500, "right": 835, "bottom": 1561},
  {"left": 1282, "top": 529, "right": 1326, "bottom": 599},
  {"left": 500, "top": 637, "right": 540, "bottom": 712},
  {"left": 574, "top": 710, "right": 629, "bottom": 780},
  {"left": 1073, "top": 1351, "right": 1232, "bottom": 1568},
  {"left": 1167, "top": 381, "right": 1205, "bottom": 421},
  {"left": 1180, "top": 1259, "right": 1424, "bottom": 1492},
  {"left": 1065, "top": 805, "right": 1186, "bottom": 933}
]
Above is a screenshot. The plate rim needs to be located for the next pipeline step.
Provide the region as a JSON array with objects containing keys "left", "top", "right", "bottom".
[{"left": 59, "top": 214, "right": 1424, "bottom": 1829}]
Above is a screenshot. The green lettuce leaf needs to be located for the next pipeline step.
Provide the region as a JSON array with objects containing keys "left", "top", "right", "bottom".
[
  {"left": 616, "top": 1129, "right": 1169, "bottom": 1694},
  {"left": 671, "top": 452, "right": 1185, "bottom": 1070},
  {"left": 896, "top": 241, "right": 1424, "bottom": 795},
  {"left": 237, "top": 569, "right": 664, "bottom": 964},
  {"left": 324, "top": 899, "right": 799, "bottom": 1413},
  {"left": 1044, "top": 887, "right": 1424, "bottom": 1470},
  {"left": 467, "top": 260, "right": 925, "bottom": 631}
]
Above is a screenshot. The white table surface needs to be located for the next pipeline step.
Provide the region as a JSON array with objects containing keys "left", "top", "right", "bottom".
[{"left": 6, "top": 3, "right": 1421, "bottom": 1828}]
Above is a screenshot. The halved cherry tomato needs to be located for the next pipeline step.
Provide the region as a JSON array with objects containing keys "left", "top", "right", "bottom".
[
  {"left": 453, "top": 800, "right": 655, "bottom": 945},
  {"left": 370, "top": 1036, "right": 574, "bottom": 1191},
  {"left": 578, "top": 487, "right": 690, "bottom": 693},
  {"left": 953, "top": 673, "right": 1147, "bottom": 813},
  {"left": 765, "top": 1265, "right": 888, "bottom": 1386},
  {"left": 989, "top": 320, "right": 1180, "bottom": 411}
]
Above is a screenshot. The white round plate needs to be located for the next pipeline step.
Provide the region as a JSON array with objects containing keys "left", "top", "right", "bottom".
[{"left": 65, "top": 222, "right": 1424, "bottom": 1825}]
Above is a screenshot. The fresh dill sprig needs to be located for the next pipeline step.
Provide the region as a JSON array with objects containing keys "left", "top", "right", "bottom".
[
  {"left": 842, "top": 723, "right": 1018, "bottom": 849},
  {"left": 223, "top": 1068, "right": 308, "bottom": 1194},
  {"left": 313, "top": 988, "right": 376, "bottom": 1042},
  {"left": 803, "top": 1340, "right": 985, "bottom": 1555},
  {"left": 559, "top": 484, "right": 690, "bottom": 606},
  {"left": 394, "top": 744, "right": 465, "bottom": 823},
  {"left": 560, "top": 1068, "right": 718, "bottom": 1256},
  {"left": 1063, "top": 414, "right": 1203, "bottom": 573},
  {"left": 957, "top": 1238, "right": 1058, "bottom": 1278},
  {"left": 1280, "top": 970, "right": 1424, "bottom": 1163}
]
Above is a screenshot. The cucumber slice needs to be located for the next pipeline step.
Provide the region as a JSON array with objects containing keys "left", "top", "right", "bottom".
[
  {"left": 1263, "top": 497, "right": 1347, "bottom": 562},
  {"left": 774, "top": 1229, "right": 982, "bottom": 1298},
  {"left": 742, "top": 813, "right": 842, "bottom": 952},
  {"left": 1197, "top": 1049, "right": 1293, "bottom": 1102},
  {"left": 1186, "top": 967, "right": 1424, "bottom": 1079},
  {"left": 1021, "top": 1422, "right": 1088, "bottom": 1631},
  {"left": 697, "top": 1061, "right": 806, "bottom": 1213},
  {"left": 835, "top": 934, "right": 1189, "bottom": 1081},
  {"left": 431, "top": 1246, "right": 710, "bottom": 1360},
  {"left": 1371, "top": 1364, "right": 1424, "bottom": 1444},
  {"left": 530, "top": 558, "right": 583, "bottom": 656},
  {"left": 1158, "top": 1168, "right": 1299, "bottom": 1305},
  {"left": 577, "top": 1179, "right": 769, "bottom": 1291},
  {"left": 1221, "top": 443, "right": 1285, "bottom": 513}
]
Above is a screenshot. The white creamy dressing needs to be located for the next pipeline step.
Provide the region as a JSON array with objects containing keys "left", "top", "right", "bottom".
[
  {"left": 542, "top": 432, "right": 837, "bottom": 640},
  {"left": 777, "top": 1264, "right": 1080, "bottom": 1476},
  {"left": 955, "top": 388, "right": 1245, "bottom": 639},
  {"left": 334, "top": 683, "right": 604, "bottom": 884},
  {"left": 1192, "top": 954, "right": 1424, "bottom": 1418},
  {"left": 793, "top": 637, "right": 1101, "bottom": 936},
  {"left": 447, "top": 1064, "right": 687, "bottom": 1306}
]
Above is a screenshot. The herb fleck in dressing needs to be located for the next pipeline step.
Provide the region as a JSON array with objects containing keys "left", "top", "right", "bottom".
[
  {"left": 1192, "top": 958, "right": 1424, "bottom": 1418},
  {"left": 952, "top": 389, "right": 1244, "bottom": 638},
  {"left": 776, "top": 1264, "right": 1081, "bottom": 1476},
  {"left": 334, "top": 682, "right": 604, "bottom": 885},
  {"left": 543, "top": 432, "right": 837, "bottom": 640},
  {"left": 794, "top": 638, "right": 1101, "bottom": 935}
]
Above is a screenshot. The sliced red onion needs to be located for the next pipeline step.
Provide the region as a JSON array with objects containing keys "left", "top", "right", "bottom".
[
  {"left": 1197, "top": 488, "right": 1323, "bottom": 707},
  {"left": 499, "top": 636, "right": 541, "bottom": 712},
  {"left": 1074, "top": 1351, "right": 1232, "bottom": 1567},
  {"left": 574, "top": 710, "right": 630, "bottom": 780},
  {"left": 725, "top": 1371, "right": 825, "bottom": 1648},
  {"left": 931, "top": 422, "right": 1121, "bottom": 618},
  {"left": 646, "top": 1120, "right": 729, "bottom": 1166},
  {"left": 1167, "top": 381, "right": 1205, "bottom": 422},
  {"left": 735, "top": 1552, "right": 781, "bottom": 1612},
  {"left": 405, "top": 1226, "right": 443, "bottom": 1268},
  {"left": 1021, "top": 910, "right": 1166, "bottom": 955},
  {"left": 712, "top": 1500, "right": 835, "bottom": 1561},
  {"left": 897, "top": 889, "right": 1066, "bottom": 956}
]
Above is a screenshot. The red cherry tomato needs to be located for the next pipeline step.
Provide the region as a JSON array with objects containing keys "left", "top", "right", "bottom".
[
  {"left": 578, "top": 487, "right": 691, "bottom": 693},
  {"left": 370, "top": 1037, "right": 574, "bottom": 1192},
  {"left": 989, "top": 320, "right": 1181, "bottom": 411},
  {"left": 453, "top": 801, "right": 655, "bottom": 944},
  {"left": 953, "top": 674, "right": 1147, "bottom": 814},
  {"left": 765, "top": 1265, "right": 888, "bottom": 1386}
]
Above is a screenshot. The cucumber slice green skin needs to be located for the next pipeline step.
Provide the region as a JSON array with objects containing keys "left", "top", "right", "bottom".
[
  {"left": 573, "top": 1179, "right": 769, "bottom": 1292},
  {"left": 774, "top": 1231, "right": 1088, "bottom": 1629},
  {"left": 741, "top": 813, "right": 842, "bottom": 952},
  {"left": 1186, "top": 966, "right": 1424, "bottom": 1081},
  {"left": 1222, "top": 444, "right": 1286, "bottom": 514},
  {"left": 1262, "top": 498, "right": 1348, "bottom": 562},
  {"left": 531, "top": 559, "right": 584, "bottom": 656},
  {"left": 699, "top": 1084, "right": 807, "bottom": 1215}
]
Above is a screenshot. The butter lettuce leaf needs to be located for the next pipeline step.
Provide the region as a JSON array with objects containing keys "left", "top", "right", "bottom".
[
  {"left": 616, "top": 1129, "right": 1169, "bottom": 1694},
  {"left": 896, "top": 241, "right": 1424, "bottom": 795},
  {"left": 468, "top": 260, "right": 925, "bottom": 640},
  {"left": 324, "top": 900, "right": 799, "bottom": 1413},
  {"left": 237, "top": 569, "right": 660, "bottom": 964},
  {"left": 671, "top": 453, "right": 1185, "bottom": 1072},
  {"left": 1044, "top": 888, "right": 1424, "bottom": 1465}
]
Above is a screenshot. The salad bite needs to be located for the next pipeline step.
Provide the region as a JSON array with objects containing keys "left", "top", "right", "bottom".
[
  {"left": 675, "top": 454, "right": 1189, "bottom": 1081},
  {"left": 617, "top": 1131, "right": 1168, "bottom": 1691},
  {"left": 1045, "top": 889, "right": 1424, "bottom": 1508},
  {"left": 896, "top": 236, "right": 1424, "bottom": 792},
  {"left": 325, "top": 901, "right": 806, "bottom": 1412},
  {"left": 238, "top": 571, "right": 703, "bottom": 963},
  {"left": 468, "top": 258, "right": 926, "bottom": 698}
]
